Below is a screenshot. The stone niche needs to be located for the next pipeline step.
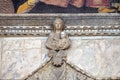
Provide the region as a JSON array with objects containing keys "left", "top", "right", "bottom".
[{"left": 0, "top": 14, "right": 120, "bottom": 80}]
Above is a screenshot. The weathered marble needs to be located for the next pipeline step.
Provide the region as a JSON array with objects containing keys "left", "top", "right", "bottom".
[
  {"left": 0, "top": 14, "right": 120, "bottom": 80},
  {"left": 27, "top": 61, "right": 93, "bottom": 80},
  {"left": 1, "top": 37, "right": 49, "bottom": 79},
  {"left": 1, "top": 37, "right": 120, "bottom": 79},
  {"left": 67, "top": 37, "right": 120, "bottom": 79},
  {"left": 0, "top": 39, "right": 2, "bottom": 78}
]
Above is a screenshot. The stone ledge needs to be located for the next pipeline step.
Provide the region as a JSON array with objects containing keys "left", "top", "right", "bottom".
[
  {"left": 0, "top": 14, "right": 120, "bottom": 36},
  {"left": 0, "top": 13, "right": 119, "bottom": 26}
]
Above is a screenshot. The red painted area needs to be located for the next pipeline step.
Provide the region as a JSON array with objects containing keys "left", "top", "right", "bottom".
[{"left": 86, "top": 0, "right": 110, "bottom": 8}]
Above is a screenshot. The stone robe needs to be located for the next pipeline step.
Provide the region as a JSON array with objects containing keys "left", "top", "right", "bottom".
[{"left": 46, "top": 32, "right": 70, "bottom": 66}]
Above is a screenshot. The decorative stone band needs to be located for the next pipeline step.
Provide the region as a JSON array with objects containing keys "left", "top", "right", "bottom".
[
  {"left": 0, "top": 26, "right": 51, "bottom": 36},
  {"left": 0, "top": 25, "right": 120, "bottom": 36},
  {"left": 0, "top": 14, "right": 119, "bottom": 37}
]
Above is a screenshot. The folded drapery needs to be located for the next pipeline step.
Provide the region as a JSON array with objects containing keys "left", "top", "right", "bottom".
[
  {"left": 40, "top": 0, "right": 110, "bottom": 8},
  {"left": 40, "top": 0, "right": 84, "bottom": 7},
  {"left": 0, "top": 0, "right": 14, "bottom": 13},
  {"left": 86, "top": 0, "right": 110, "bottom": 8},
  {"left": 40, "top": 0, "right": 69, "bottom": 7},
  {"left": 17, "top": 0, "right": 112, "bottom": 13},
  {"left": 71, "top": 0, "right": 84, "bottom": 8}
]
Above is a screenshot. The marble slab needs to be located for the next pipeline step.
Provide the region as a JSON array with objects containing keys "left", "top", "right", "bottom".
[
  {"left": 67, "top": 37, "right": 120, "bottom": 79},
  {"left": 1, "top": 37, "right": 49, "bottom": 79},
  {"left": 0, "top": 39, "right": 2, "bottom": 78},
  {"left": 1, "top": 37, "right": 120, "bottom": 79}
]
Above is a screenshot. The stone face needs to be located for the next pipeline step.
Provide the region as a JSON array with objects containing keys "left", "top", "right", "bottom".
[
  {"left": 1, "top": 37, "right": 49, "bottom": 79},
  {"left": 67, "top": 37, "right": 120, "bottom": 79}
]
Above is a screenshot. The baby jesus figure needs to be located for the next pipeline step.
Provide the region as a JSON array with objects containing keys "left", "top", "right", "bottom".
[
  {"left": 57, "top": 32, "right": 69, "bottom": 50},
  {"left": 47, "top": 32, "right": 70, "bottom": 67}
]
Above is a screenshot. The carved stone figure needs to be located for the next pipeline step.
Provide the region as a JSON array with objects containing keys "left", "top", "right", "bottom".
[{"left": 46, "top": 18, "right": 71, "bottom": 67}]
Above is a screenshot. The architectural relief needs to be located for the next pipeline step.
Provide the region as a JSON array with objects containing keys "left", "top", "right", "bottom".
[
  {"left": 0, "top": 14, "right": 120, "bottom": 37},
  {"left": 26, "top": 61, "right": 94, "bottom": 80},
  {"left": 0, "top": 25, "right": 120, "bottom": 37},
  {"left": 46, "top": 18, "right": 71, "bottom": 66},
  {"left": 0, "top": 14, "right": 120, "bottom": 80}
]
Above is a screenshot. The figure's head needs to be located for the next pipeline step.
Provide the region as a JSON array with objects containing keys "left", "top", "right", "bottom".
[{"left": 53, "top": 18, "right": 64, "bottom": 31}]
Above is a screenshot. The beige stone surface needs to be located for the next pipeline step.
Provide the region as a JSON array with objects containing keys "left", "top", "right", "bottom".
[
  {"left": 1, "top": 37, "right": 49, "bottom": 79},
  {"left": 0, "top": 39, "right": 2, "bottom": 78},
  {"left": 1, "top": 37, "right": 120, "bottom": 79},
  {"left": 67, "top": 37, "right": 120, "bottom": 79},
  {"left": 27, "top": 61, "right": 93, "bottom": 80}
]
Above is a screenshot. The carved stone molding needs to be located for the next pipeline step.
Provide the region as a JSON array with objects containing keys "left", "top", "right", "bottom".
[
  {"left": 0, "top": 25, "right": 120, "bottom": 36},
  {"left": 0, "top": 14, "right": 120, "bottom": 37},
  {"left": 0, "top": 14, "right": 120, "bottom": 80}
]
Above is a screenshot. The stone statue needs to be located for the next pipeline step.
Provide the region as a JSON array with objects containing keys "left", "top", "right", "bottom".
[{"left": 46, "top": 18, "right": 71, "bottom": 67}]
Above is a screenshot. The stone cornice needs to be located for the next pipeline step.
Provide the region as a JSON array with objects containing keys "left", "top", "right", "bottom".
[
  {"left": 0, "top": 25, "right": 120, "bottom": 36},
  {"left": 0, "top": 14, "right": 120, "bottom": 37}
]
